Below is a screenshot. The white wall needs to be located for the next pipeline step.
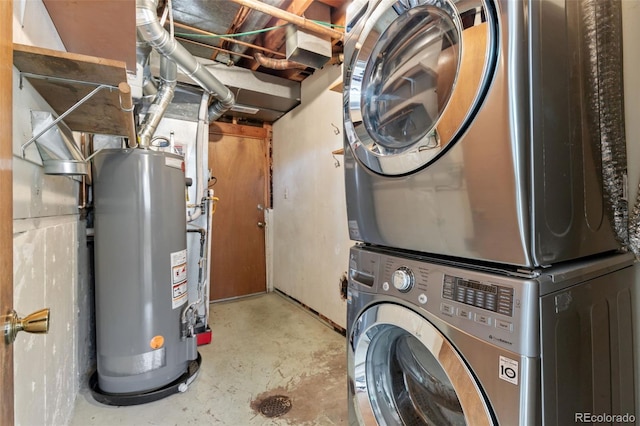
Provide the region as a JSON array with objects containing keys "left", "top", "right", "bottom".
[
  {"left": 272, "top": 64, "right": 351, "bottom": 329},
  {"left": 12, "top": 1, "right": 86, "bottom": 425},
  {"left": 622, "top": 0, "right": 640, "bottom": 414}
]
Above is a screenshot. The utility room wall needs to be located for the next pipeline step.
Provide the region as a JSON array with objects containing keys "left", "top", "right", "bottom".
[
  {"left": 12, "top": 1, "right": 87, "bottom": 425},
  {"left": 271, "top": 64, "right": 350, "bottom": 329}
]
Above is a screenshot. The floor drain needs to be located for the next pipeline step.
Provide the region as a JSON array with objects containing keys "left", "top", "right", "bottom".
[{"left": 258, "top": 395, "right": 292, "bottom": 418}]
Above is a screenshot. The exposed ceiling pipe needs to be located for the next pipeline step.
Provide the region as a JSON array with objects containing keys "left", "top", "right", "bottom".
[
  {"left": 171, "top": 21, "right": 286, "bottom": 58},
  {"left": 228, "top": 0, "right": 344, "bottom": 41},
  {"left": 138, "top": 56, "right": 177, "bottom": 147},
  {"left": 136, "top": 0, "right": 235, "bottom": 122},
  {"left": 253, "top": 52, "right": 308, "bottom": 70}
]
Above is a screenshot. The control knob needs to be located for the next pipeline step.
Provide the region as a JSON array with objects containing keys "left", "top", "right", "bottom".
[{"left": 392, "top": 267, "right": 414, "bottom": 292}]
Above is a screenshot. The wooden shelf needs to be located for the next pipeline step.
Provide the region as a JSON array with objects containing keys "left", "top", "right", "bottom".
[{"left": 13, "top": 43, "right": 135, "bottom": 138}]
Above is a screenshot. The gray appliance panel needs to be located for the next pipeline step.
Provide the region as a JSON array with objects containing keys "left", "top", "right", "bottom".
[
  {"left": 348, "top": 244, "right": 541, "bottom": 356},
  {"left": 347, "top": 245, "right": 636, "bottom": 426},
  {"left": 343, "top": 0, "right": 626, "bottom": 267},
  {"left": 540, "top": 266, "right": 636, "bottom": 425}
]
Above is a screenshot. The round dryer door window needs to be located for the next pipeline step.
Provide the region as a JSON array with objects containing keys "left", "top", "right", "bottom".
[
  {"left": 344, "top": 0, "right": 497, "bottom": 175},
  {"left": 351, "top": 304, "right": 493, "bottom": 425}
]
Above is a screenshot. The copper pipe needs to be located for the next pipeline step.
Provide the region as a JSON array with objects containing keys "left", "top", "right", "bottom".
[
  {"left": 253, "top": 52, "right": 307, "bottom": 70},
  {"left": 171, "top": 21, "right": 285, "bottom": 57},
  {"left": 228, "top": 0, "right": 343, "bottom": 41}
]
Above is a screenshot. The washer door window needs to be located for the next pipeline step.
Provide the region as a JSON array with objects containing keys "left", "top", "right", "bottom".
[
  {"left": 352, "top": 304, "right": 493, "bottom": 425},
  {"left": 345, "top": 0, "right": 497, "bottom": 175}
]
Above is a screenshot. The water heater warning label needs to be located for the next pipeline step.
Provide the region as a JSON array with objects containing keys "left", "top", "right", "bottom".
[{"left": 171, "top": 249, "right": 188, "bottom": 309}]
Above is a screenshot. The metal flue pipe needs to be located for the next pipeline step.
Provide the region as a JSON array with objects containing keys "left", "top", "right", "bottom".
[
  {"left": 138, "top": 56, "right": 177, "bottom": 147},
  {"left": 136, "top": 0, "right": 235, "bottom": 122}
]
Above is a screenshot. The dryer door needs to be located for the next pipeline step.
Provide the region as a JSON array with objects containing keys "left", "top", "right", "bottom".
[
  {"left": 344, "top": 0, "right": 497, "bottom": 176},
  {"left": 351, "top": 303, "right": 494, "bottom": 425}
]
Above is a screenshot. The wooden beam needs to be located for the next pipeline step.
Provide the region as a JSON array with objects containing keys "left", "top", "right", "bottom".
[
  {"left": 210, "top": 122, "right": 269, "bottom": 140},
  {"left": 228, "top": 0, "right": 343, "bottom": 40},
  {"left": 262, "top": 0, "right": 315, "bottom": 54}
]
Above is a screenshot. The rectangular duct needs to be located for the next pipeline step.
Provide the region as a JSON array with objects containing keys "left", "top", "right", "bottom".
[
  {"left": 149, "top": 53, "right": 301, "bottom": 122},
  {"left": 285, "top": 2, "right": 332, "bottom": 69}
]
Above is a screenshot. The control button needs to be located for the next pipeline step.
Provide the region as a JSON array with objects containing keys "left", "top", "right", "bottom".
[
  {"left": 418, "top": 294, "right": 428, "bottom": 305},
  {"left": 496, "top": 320, "right": 513, "bottom": 332},
  {"left": 441, "top": 303, "right": 454, "bottom": 316},
  {"left": 382, "top": 281, "right": 390, "bottom": 291},
  {"left": 474, "top": 313, "right": 492, "bottom": 326},
  {"left": 465, "top": 289, "right": 475, "bottom": 305},
  {"left": 457, "top": 308, "right": 471, "bottom": 319},
  {"left": 392, "top": 267, "right": 414, "bottom": 292}
]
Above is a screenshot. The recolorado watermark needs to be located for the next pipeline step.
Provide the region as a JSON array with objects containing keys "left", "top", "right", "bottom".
[{"left": 575, "top": 412, "right": 636, "bottom": 423}]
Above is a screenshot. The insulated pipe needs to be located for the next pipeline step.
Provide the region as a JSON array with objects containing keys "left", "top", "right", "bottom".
[
  {"left": 138, "top": 55, "right": 177, "bottom": 147},
  {"left": 136, "top": 0, "right": 235, "bottom": 121},
  {"left": 253, "top": 52, "right": 308, "bottom": 70}
]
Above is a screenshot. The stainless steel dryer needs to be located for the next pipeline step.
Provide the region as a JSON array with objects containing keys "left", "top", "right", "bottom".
[
  {"left": 347, "top": 245, "right": 636, "bottom": 425},
  {"left": 343, "top": 0, "right": 628, "bottom": 267}
]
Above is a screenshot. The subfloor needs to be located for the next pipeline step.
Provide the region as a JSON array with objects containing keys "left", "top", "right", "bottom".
[{"left": 70, "top": 292, "right": 348, "bottom": 425}]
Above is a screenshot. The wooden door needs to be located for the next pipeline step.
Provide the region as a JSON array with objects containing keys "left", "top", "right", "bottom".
[
  {"left": 208, "top": 122, "right": 270, "bottom": 301},
  {"left": 1, "top": 1, "right": 14, "bottom": 424}
]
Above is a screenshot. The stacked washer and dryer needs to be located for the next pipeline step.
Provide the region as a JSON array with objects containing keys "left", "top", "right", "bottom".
[{"left": 343, "top": 0, "right": 636, "bottom": 424}]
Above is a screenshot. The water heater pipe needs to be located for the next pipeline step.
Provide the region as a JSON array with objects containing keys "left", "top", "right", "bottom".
[{"left": 136, "top": 0, "right": 235, "bottom": 121}]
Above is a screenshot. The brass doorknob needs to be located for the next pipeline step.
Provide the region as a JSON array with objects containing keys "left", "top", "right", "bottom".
[
  {"left": 3, "top": 308, "right": 50, "bottom": 345},
  {"left": 257, "top": 221, "right": 265, "bottom": 228}
]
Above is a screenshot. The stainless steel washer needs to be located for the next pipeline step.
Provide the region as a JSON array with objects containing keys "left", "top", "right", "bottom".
[
  {"left": 343, "top": 0, "right": 628, "bottom": 267},
  {"left": 347, "top": 245, "right": 636, "bottom": 425}
]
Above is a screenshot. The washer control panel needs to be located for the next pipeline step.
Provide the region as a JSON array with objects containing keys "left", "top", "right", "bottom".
[
  {"left": 442, "top": 275, "right": 514, "bottom": 317},
  {"left": 348, "top": 246, "right": 538, "bottom": 356}
]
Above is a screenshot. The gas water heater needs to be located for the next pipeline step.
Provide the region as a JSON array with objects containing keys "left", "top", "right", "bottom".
[{"left": 90, "top": 148, "right": 200, "bottom": 405}]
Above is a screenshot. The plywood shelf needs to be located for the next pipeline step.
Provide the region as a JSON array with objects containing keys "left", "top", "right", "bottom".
[{"left": 13, "top": 43, "right": 135, "bottom": 138}]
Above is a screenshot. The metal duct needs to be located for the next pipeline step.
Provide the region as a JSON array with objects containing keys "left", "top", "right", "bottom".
[
  {"left": 136, "top": 39, "right": 158, "bottom": 97},
  {"left": 136, "top": 0, "right": 235, "bottom": 122},
  {"left": 581, "top": 0, "right": 631, "bottom": 252},
  {"left": 138, "top": 56, "right": 177, "bottom": 147}
]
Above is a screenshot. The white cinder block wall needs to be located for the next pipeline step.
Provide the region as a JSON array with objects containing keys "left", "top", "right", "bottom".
[
  {"left": 12, "top": 1, "right": 88, "bottom": 425},
  {"left": 272, "top": 64, "right": 351, "bottom": 329}
]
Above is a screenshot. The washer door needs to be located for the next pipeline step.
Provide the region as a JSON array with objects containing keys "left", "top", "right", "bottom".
[
  {"left": 351, "top": 304, "right": 493, "bottom": 425},
  {"left": 344, "top": 0, "right": 497, "bottom": 176}
]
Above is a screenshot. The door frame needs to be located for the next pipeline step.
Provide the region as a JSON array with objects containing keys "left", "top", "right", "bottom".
[
  {"left": 208, "top": 121, "right": 272, "bottom": 301},
  {"left": 1, "top": 0, "right": 14, "bottom": 425}
]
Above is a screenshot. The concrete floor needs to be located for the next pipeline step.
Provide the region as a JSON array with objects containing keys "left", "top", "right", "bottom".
[{"left": 70, "top": 292, "right": 348, "bottom": 425}]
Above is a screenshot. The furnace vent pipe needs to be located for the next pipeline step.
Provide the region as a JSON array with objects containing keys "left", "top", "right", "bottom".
[
  {"left": 136, "top": 0, "right": 235, "bottom": 122},
  {"left": 138, "top": 56, "right": 177, "bottom": 147}
]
